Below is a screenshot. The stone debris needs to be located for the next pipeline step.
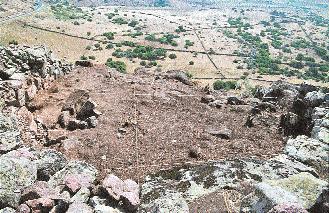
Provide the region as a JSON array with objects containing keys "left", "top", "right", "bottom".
[{"left": 58, "top": 90, "right": 101, "bottom": 130}]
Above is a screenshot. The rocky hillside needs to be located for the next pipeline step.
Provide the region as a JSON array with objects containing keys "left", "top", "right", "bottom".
[{"left": 0, "top": 45, "right": 328, "bottom": 212}]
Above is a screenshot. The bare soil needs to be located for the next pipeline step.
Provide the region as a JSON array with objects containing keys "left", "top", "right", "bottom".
[{"left": 26, "top": 66, "right": 285, "bottom": 181}]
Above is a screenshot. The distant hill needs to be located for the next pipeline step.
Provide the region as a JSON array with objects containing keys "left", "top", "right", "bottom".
[{"left": 44, "top": 0, "right": 328, "bottom": 9}]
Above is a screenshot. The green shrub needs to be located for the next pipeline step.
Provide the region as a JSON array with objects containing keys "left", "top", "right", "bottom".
[
  {"left": 106, "top": 58, "right": 127, "bottom": 73},
  {"left": 189, "top": 61, "right": 194, "bottom": 65},
  {"left": 103, "top": 32, "right": 115, "bottom": 40},
  {"left": 106, "top": 43, "right": 114, "bottom": 49},
  {"left": 88, "top": 55, "right": 96, "bottom": 60},
  {"left": 213, "top": 80, "right": 237, "bottom": 91},
  {"left": 168, "top": 53, "right": 177, "bottom": 59},
  {"left": 80, "top": 55, "right": 88, "bottom": 60},
  {"left": 9, "top": 40, "right": 18, "bottom": 45}
]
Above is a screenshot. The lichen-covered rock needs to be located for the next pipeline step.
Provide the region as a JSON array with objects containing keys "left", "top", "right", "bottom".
[
  {"left": 0, "top": 207, "right": 16, "bottom": 213},
  {"left": 251, "top": 172, "right": 328, "bottom": 212},
  {"left": 48, "top": 161, "right": 98, "bottom": 189},
  {"left": 70, "top": 188, "right": 91, "bottom": 203},
  {"left": 140, "top": 157, "right": 315, "bottom": 211},
  {"left": 140, "top": 192, "right": 189, "bottom": 213},
  {"left": 268, "top": 203, "right": 308, "bottom": 213},
  {"left": 284, "top": 135, "right": 329, "bottom": 169},
  {"left": 312, "top": 126, "right": 329, "bottom": 144},
  {"left": 304, "top": 91, "right": 325, "bottom": 107},
  {"left": 0, "top": 113, "right": 21, "bottom": 154},
  {"left": 0, "top": 155, "right": 37, "bottom": 208},
  {"left": 36, "top": 149, "right": 67, "bottom": 181},
  {"left": 66, "top": 202, "right": 93, "bottom": 213}
]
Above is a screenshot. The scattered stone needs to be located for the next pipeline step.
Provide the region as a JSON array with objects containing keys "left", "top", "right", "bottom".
[
  {"left": 188, "top": 147, "right": 202, "bottom": 158},
  {"left": 58, "top": 111, "right": 71, "bottom": 128},
  {"left": 144, "top": 193, "right": 189, "bottom": 213},
  {"left": 0, "top": 68, "right": 16, "bottom": 80},
  {"left": 102, "top": 174, "right": 124, "bottom": 201},
  {"left": 16, "top": 204, "right": 31, "bottom": 213},
  {"left": 46, "top": 129, "right": 67, "bottom": 146},
  {"left": 21, "top": 181, "right": 58, "bottom": 203},
  {"left": 206, "top": 126, "right": 232, "bottom": 139},
  {"left": 25, "top": 198, "right": 54, "bottom": 213},
  {"left": 201, "top": 95, "right": 215, "bottom": 104},
  {"left": 86, "top": 116, "right": 98, "bottom": 128},
  {"left": 227, "top": 96, "right": 245, "bottom": 105},
  {"left": 62, "top": 90, "right": 89, "bottom": 115},
  {"left": 64, "top": 174, "right": 93, "bottom": 194},
  {"left": 75, "top": 60, "right": 93, "bottom": 67},
  {"left": 76, "top": 100, "right": 97, "bottom": 120},
  {"left": 66, "top": 202, "right": 93, "bottom": 213},
  {"left": 70, "top": 188, "right": 91, "bottom": 203},
  {"left": 304, "top": 91, "right": 325, "bottom": 107}
]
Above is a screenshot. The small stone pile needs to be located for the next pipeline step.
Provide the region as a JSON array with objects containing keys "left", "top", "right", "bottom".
[
  {"left": 58, "top": 90, "right": 101, "bottom": 130},
  {"left": 0, "top": 45, "right": 72, "bottom": 108}
]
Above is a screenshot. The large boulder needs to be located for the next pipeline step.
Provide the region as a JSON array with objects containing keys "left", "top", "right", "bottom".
[
  {"left": 250, "top": 173, "right": 328, "bottom": 212},
  {"left": 0, "top": 154, "right": 37, "bottom": 208}
]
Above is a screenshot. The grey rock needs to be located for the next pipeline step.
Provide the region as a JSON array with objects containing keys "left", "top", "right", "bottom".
[
  {"left": 0, "top": 207, "right": 15, "bottom": 213},
  {"left": 304, "top": 91, "right": 325, "bottom": 107},
  {"left": 206, "top": 126, "right": 232, "bottom": 139},
  {"left": 0, "top": 68, "right": 16, "bottom": 80},
  {"left": 70, "top": 188, "right": 90, "bottom": 203},
  {"left": 311, "top": 126, "right": 329, "bottom": 144},
  {"left": 66, "top": 202, "right": 93, "bottom": 213},
  {"left": 86, "top": 116, "right": 98, "bottom": 128},
  {"left": 284, "top": 135, "right": 329, "bottom": 168},
  {"left": 141, "top": 193, "right": 189, "bottom": 213},
  {"left": 0, "top": 113, "right": 21, "bottom": 154},
  {"left": 227, "top": 96, "right": 245, "bottom": 105},
  {"left": 251, "top": 173, "right": 328, "bottom": 212}
]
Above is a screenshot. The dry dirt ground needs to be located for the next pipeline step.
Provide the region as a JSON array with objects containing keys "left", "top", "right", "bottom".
[{"left": 24, "top": 66, "right": 285, "bottom": 181}]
